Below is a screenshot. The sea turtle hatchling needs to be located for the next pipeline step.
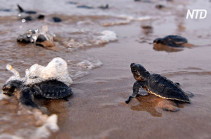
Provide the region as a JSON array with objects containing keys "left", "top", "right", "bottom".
[
  {"left": 153, "top": 35, "right": 188, "bottom": 48},
  {"left": 17, "top": 26, "right": 55, "bottom": 47},
  {"left": 2, "top": 58, "right": 73, "bottom": 108},
  {"left": 125, "top": 63, "right": 193, "bottom": 109},
  {"left": 2, "top": 79, "right": 73, "bottom": 108},
  {"left": 17, "top": 4, "right": 45, "bottom": 22},
  {"left": 17, "top": 4, "right": 62, "bottom": 23}
]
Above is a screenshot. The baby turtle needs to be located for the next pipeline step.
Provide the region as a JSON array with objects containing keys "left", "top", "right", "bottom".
[
  {"left": 126, "top": 63, "right": 193, "bottom": 106},
  {"left": 2, "top": 79, "right": 72, "bottom": 108},
  {"left": 155, "top": 4, "right": 165, "bottom": 9},
  {"left": 2, "top": 58, "right": 73, "bottom": 108},
  {"left": 17, "top": 26, "right": 55, "bottom": 47},
  {"left": 17, "top": 4, "right": 61, "bottom": 23},
  {"left": 153, "top": 35, "right": 188, "bottom": 48},
  {"left": 77, "top": 5, "right": 94, "bottom": 9},
  {"left": 52, "top": 17, "right": 62, "bottom": 23},
  {"left": 98, "top": 4, "right": 109, "bottom": 10},
  {"left": 17, "top": 4, "right": 45, "bottom": 22}
]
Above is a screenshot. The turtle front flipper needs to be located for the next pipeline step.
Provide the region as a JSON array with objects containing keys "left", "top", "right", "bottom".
[
  {"left": 17, "top": 4, "right": 24, "bottom": 13},
  {"left": 125, "top": 81, "right": 146, "bottom": 104},
  {"left": 19, "top": 87, "right": 39, "bottom": 108},
  {"left": 184, "top": 91, "right": 194, "bottom": 98}
]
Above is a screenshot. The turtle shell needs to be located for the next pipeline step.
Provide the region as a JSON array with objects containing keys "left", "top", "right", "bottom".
[
  {"left": 163, "top": 35, "right": 188, "bottom": 45},
  {"left": 147, "top": 74, "right": 189, "bottom": 102},
  {"left": 30, "top": 79, "right": 72, "bottom": 99}
]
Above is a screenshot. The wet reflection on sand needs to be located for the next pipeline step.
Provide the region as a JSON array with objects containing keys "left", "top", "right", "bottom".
[{"left": 131, "top": 93, "right": 187, "bottom": 117}]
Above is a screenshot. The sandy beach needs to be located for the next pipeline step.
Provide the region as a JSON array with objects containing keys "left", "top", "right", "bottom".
[{"left": 0, "top": 0, "right": 211, "bottom": 139}]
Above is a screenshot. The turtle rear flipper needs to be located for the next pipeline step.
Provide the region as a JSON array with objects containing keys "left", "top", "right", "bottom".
[
  {"left": 163, "top": 87, "right": 190, "bottom": 103},
  {"left": 157, "top": 100, "right": 180, "bottom": 112},
  {"left": 19, "top": 87, "right": 39, "bottom": 108}
]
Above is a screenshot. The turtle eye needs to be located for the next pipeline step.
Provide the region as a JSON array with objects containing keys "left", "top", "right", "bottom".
[
  {"left": 154, "top": 38, "right": 162, "bottom": 43},
  {"left": 155, "top": 40, "right": 160, "bottom": 43},
  {"left": 2, "top": 85, "right": 15, "bottom": 96},
  {"left": 2, "top": 84, "right": 8, "bottom": 91},
  {"left": 131, "top": 67, "right": 137, "bottom": 72}
]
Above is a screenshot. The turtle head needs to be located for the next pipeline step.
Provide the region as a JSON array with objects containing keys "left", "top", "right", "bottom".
[
  {"left": 2, "top": 80, "right": 23, "bottom": 96},
  {"left": 153, "top": 38, "right": 163, "bottom": 44},
  {"left": 130, "top": 63, "right": 150, "bottom": 81}
]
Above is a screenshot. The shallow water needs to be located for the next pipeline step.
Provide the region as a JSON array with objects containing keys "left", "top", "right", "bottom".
[{"left": 0, "top": 0, "right": 211, "bottom": 139}]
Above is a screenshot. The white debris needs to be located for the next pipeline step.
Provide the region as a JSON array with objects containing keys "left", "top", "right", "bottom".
[
  {"left": 4, "top": 57, "right": 72, "bottom": 87},
  {"left": 6, "top": 64, "right": 20, "bottom": 78},
  {"left": 25, "top": 64, "right": 45, "bottom": 79},
  {"left": 25, "top": 57, "right": 73, "bottom": 86},
  {"left": 5, "top": 64, "right": 23, "bottom": 83},
  {"left": 97, "top": 30, "right": 117, "bottom": 44}
]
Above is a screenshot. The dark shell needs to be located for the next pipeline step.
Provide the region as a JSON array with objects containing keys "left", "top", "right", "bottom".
[
  {"left": 52, "top": 17, "right": 62, "bottom": 23},
  {"left": 77, "top": 5, "right": 94, "bottom": 9},
  {"left": 36, "top": 34, "right": 47, "bottom": 43},
  {"left": 154, "top": 35, "right": 188, "bottom": 47},
  {"left": 29, "top": 79, "right": 72, "bottom": 99},
  {"left": 147, "top": 74, "right": 189, "bottom": 102},
  {"left": 0, "top": 9, "right": 11, "bottom": 12},
  {"left": 163, "top": 35, "right": 188, "bottom": 45},
  {"left": 98, "top": 4, "right": 109, "bottom": 10}
]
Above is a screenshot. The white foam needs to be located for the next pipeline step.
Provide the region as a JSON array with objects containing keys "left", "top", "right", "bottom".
[
  {"left": 116, "top": 14, "right": 152, "bottom": 21},
  {"left": 32, "top": 114, "right": 59, "bottom": 139},
  {"left": 0, "top": 93, "right": 9, "bottom": 101},
  {"left": 0, "top": 134, "right": 23, "bottom": 139},
  {"left": 136, "top": 16, "right": 152, "bottom": 21},
  {"left": 97, "top": 30, "right": 118, "bottom": 44},
  {"left": 77, "top": 60, "right": 103, "bottom": 70}
]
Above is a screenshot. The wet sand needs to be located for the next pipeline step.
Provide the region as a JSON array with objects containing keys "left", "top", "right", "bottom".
[{"left": 0, "top": 0, "right": 211, "bottom": 139}]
